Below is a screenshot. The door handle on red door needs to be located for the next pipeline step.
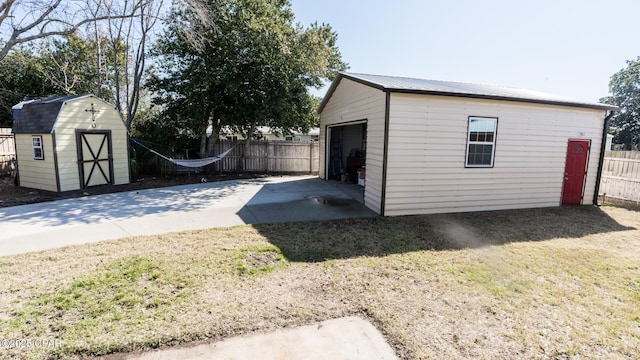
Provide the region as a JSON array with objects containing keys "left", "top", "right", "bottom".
[{"left": 564, "top": 177, "right": 569, "bottom": 180}]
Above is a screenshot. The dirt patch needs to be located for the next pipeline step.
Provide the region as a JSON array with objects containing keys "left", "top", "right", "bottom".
[
  {"left": 242, "top": 250, "right": 281, "bottom": 269},
  {"left": 0, "top": 173, "right": 268, "bottom": 208},
  {"left": 237, "top": 248, "right": 286, "bottom": 275}
]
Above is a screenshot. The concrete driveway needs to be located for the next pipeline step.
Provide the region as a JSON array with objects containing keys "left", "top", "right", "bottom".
[{"left": 0, "top": 175, "right": 376, "bottom": 257}]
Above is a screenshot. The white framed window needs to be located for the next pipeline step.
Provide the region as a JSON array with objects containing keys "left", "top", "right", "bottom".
[
  {"left": 466, "top": 117, "right": 497, "bottom": 167},
  {"left": 32, "top": 135, "right": 44, "bottom": 160}
]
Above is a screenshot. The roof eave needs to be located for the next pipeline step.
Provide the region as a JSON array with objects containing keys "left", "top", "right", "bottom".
[
  {"left": 318, "top": 72, "right": 388, "bottom": 113},
  {"left": 386, "top": 88, "right": 620, "bottom": 111},
  {"left": 12, "top": 94, "right": 101, "bottom": 134},
  {"left": 317, "top": 73, "right": 343, "bottom": 114},
  {"left": 318, "top": 72, "right": 620, "bottom": 113}
]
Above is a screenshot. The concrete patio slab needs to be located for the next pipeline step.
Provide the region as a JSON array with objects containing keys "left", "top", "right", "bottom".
[{"left": 119, "top": 316, "right": 398, "bottom": 360}]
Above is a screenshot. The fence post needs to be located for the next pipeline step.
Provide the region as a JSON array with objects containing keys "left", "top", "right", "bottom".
[
  {"left": 0, "top": 128, "right": 15, "bottom": 175},
  {"left": 309, "top": 142, "right": 312, "bottom": 173},
  {"left": 265, "top": 141, "right": 269, "bottom": 173}
]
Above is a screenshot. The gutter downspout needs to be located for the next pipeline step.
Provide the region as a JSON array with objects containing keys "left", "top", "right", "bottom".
[
  {"left": 593, "top": 110, "right": 615, "bottom": 206},
  {"left": 380, "top": 91, "right": 391, "bottom": 216}
]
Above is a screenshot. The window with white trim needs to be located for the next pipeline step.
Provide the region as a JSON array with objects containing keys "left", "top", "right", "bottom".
[
  {"left": 466, "top": 117, "right": 497, "bottom": 167},
  {"left": 32, "top": 135, "right": 44, "bottom": 160}
]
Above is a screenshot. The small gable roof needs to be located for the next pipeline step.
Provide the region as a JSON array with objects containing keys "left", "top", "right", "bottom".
[
  {"left": 318, "top": 72, "right": 619, "bottom": 113},
  {"left": 12, "top": 94, "right": 91, "bottom": 134}
]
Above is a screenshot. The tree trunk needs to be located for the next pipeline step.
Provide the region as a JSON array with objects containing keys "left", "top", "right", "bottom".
[
  {"left": 206, "top": 118, "right": 224, "bottom": 156},
  {"left": 206, "top": 129, "right": 219, "bottom": 157},
  {"left": 238, "top": 121, "right": 257, "bottom": 171},
  {"left": 199, "top": 130, "right": 207, "bottom": 158}
]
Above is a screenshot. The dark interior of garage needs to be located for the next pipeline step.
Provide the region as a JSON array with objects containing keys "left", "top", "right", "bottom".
[{"left": 328, "top": 123, "right": 367, "bottom": 185}]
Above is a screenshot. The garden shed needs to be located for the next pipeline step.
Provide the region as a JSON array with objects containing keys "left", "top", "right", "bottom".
[
  {"left": 12, "top": 94, "right": 130, "bottom": 192},
  {"left": 318, "top": 72, "right": 618, "bottom": 216}
]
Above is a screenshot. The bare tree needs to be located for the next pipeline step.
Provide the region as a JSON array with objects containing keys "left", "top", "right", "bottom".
[
  {"left": 1, "top": 0, "right": 163, "bottom": 129},
  {"left": 0, "top": 0, "right": 150, "bottom": 62},
  {"left": 102, "top": 0, "right": 163, "bottom": 128},
  {"left": 33, "top": 32, "right": 104, "bottom": 96},
  {"left": 169, "top": 0, "right": 221, "bottom": 54}
]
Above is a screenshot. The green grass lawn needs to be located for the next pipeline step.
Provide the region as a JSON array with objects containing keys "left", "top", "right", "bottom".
[{"left": 1, "top": 206, "right": 639, "bottom": 359}]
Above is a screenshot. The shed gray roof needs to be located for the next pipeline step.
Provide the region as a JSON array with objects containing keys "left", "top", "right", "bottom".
[
  {"left": 318, "top": 72, "right": 619, "bottom": 113},
  {"left": 12, "top": 94, "right": 91, "bottom": 134}
]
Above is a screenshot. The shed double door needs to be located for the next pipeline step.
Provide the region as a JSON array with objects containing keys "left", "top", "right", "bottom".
[{"left": 77, "top": 130, "right": 114, "bottom": 188}]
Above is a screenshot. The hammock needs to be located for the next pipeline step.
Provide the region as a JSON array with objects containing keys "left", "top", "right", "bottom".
[{"left": 131, "top": 138, "right": 233, "bottom": 168}]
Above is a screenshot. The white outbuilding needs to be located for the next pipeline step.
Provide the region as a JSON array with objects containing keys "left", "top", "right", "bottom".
[
  {"left": 12, "top": 94, "right": 130, "bottom": 192},
  {"left": 318, "top": 73, "right": 618, "bottom": 216}
]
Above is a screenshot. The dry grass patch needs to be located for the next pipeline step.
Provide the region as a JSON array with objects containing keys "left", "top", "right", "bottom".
[
  {"left": 0, "top": 206, "right": 639, "bottom": 359},
  {"left": 235, "top": 245, "right": 286, "bottom": 275}
]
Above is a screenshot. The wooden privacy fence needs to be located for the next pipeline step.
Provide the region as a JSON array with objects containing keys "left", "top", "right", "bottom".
[
  {"left": 599, "top": 151, "right": 640, "bottom": 205},
  {"left": 0, "top": 128, "right": 14, "bottom": 175},
  {"left": 167, "top": 140, "right": 320, "bottom": 174}
]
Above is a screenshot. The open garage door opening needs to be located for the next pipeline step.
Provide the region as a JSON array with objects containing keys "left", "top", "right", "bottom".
[{"left": 327, "top": 122, "right": 367, "bottom": 203}]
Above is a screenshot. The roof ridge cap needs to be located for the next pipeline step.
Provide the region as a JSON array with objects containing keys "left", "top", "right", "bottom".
[{"left": 344, "top": 72, "right": 537, "bottom": 92}]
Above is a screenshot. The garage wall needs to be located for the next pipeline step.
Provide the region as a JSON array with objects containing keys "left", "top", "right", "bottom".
[
  {"left": 54, "top": 97, "right": 130, "bottom": 191},
  {"left": 319, "top": 78, "right": 386, "bottom": 214},
  {"left": 384, "top": 93, "right": 606, "bottom": 216}
]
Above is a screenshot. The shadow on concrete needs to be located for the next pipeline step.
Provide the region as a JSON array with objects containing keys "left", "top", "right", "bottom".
[
  {"left": 235, "top": 177, "right": 377, "bottom": 225},
  {"left": 251, "top": 206, "right": 635, "bottom": 262},
  {"left": 0, "top": 178, "right": 268, "bottom": 227}
]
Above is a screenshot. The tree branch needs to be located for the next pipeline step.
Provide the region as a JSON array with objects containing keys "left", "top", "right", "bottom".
[{"left": 0, "top": 0, "right": 151, "bottom": 62}]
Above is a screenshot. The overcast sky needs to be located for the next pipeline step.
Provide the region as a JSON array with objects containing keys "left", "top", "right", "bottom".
[{"left": 290, "top": 0, "right": 640, "bottom": 103}]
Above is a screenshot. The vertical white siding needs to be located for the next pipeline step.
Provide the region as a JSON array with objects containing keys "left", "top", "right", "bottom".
[
  {"left": 53, "top": 97, "right": 130, "bottom": 191},
  {"left": 384, "top": 93, "right": 606, "bottom": 216},
  {"left": 15, "top": 134, "right": 57, "bottom": 192},
  {"left": 319, "top": 78, "right": 386, "bottom": 214}
]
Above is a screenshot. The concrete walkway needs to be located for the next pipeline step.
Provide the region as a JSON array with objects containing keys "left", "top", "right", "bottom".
[
  {"left": 0, "top": 175, "right": 376, "bottom": 257},
  {"left": 120, "top": 317, "right": 398, "bottom": 360}
]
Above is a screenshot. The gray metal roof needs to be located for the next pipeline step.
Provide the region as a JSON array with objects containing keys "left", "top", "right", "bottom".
[
  {"left": 318, "top": 72, "right": 619, "bottom": 112},
  {"left": 12, "top": 94, "right": 90, "bottom": 134}
]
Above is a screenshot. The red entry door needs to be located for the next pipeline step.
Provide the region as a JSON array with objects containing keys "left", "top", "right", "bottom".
[{"left": 561, "top": 139, "right": 590, "bottom": 205}]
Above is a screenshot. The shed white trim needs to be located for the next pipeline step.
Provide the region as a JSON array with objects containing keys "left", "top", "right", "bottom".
[{"left": 12, "top": 95, "right": 129, "bottom": 192}]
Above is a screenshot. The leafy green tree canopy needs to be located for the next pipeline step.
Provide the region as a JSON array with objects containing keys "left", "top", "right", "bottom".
[
  {"left": 0, "top": 46, "right": 56, "bottom": 127},
  {"left": 601, "top": 57, "right": 640, "bottom": 149},
  {"left": 147, "top": 0, "right": 347, "bottom": 157}
]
